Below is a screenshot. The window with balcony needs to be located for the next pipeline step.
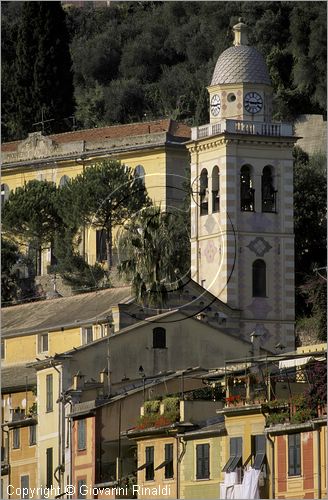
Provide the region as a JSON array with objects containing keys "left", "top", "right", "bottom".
[
  {"left": 223, "top": 437, "right": 242, "bottom": 472},
  {"left": 252, "top": 260, "right": 266, "bottom": 297},
  {"left": 77, "top": 419, "right": 86, "bottom": 451},
  {"left": 262, "top": 166, "right": 276, "bottom": 212},
  {"left": 240, "top": 165, "right": 255, "bottom": 211},
  {"left": 212, "top": 166, "right": 220, "bottom": 213},
  {"left": 38, "top": 333, "right": 49, "bottom": 353},
  {"left": 199, "top": 169, "right": 209, "bottom": 216},
  {"left": 288, "top": 433, "right": 301, "bottom": 476},
  {"left": 153, "top": 327, "right": 166, "bottom": 349}
]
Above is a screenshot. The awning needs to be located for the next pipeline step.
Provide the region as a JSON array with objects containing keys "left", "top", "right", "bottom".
[{"left": 278, "top": 356, "right": 325, "bottom": 369}]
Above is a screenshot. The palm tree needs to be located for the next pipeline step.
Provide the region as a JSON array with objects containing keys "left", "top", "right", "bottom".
[{"left": 117, "top": 206, "right": 190, "bottom": 307}]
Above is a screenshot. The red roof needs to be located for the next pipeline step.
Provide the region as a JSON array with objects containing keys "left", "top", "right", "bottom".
[{"left": 1, "top": 119, "right": 191, "bottom": 153}]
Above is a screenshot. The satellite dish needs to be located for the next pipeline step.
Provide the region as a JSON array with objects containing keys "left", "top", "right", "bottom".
[{"left": 21, "top": 398, "right": 26, "bottom": 409}]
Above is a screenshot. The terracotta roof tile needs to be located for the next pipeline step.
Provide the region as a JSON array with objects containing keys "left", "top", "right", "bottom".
[{"left": 1, "top": 119, "right": 191, "bottom": 152}]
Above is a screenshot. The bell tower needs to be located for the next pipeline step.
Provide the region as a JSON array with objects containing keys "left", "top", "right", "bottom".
[{"left": 188, "top": 20, "right": 296, "bottom": 352}]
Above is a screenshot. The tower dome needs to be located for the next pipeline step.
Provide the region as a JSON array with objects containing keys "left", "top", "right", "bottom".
[{"left": 211, "top": 20, "right": 271, "bottom": 86}]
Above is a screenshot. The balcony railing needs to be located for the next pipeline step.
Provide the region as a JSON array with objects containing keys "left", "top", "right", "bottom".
[{"left": 191, "top": 119, "right": 294, "bottom": 140}]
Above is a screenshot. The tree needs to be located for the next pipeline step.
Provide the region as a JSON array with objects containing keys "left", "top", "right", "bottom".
[
  {"left": 118, "top": 205, "right": 190, "bottom": 306},
  {"left": 2, "top": 180, "right": 62, "bottom": 275},
  {"left": 1, "top": 237, "right": 20, "bottom": 306},
  {"left": 294, "top": 148, "right": 327, "bottom": 277},
  {"left": 10, "top": 1, "right": 74, "bottom": 139},
  {"left": 52, "top": 228, "right": 108, "bottom": 294},
  {"left": 57, "top": 160, "right": 150, "bottom": 269}
]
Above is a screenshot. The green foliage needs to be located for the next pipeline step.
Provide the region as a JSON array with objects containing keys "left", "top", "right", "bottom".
[
  {"left": 143, "top": 400, "right": 160, "bottom": 415},
  {"left": 294, "top": 147, "right": 327, "bottom": 333},
  {"left": 1, "top": 237, "right": 20, "bottom": 305},
  {"left": 118, "top": 205, "right": 190, "bottom": 306},
  {"left": 2, "top": 1, "right": 326, "bottom": 138},
  {"left": 2, "top": 180, "right": 62, "bottom": 275},
  {"left": 162, "top": 397, "right": 179, "bottom": 413},
  {"left": 52, "top": 228, "right": 109, "bottom": 293},
  {"left": 58, "top": 159, "right": 150, "bottom": 269},
  {"left": 4, "top": 1, "right": 74, "bottom": 140},
  {"left": 266, "top": 412, "right": 289, "bottom": 426}
]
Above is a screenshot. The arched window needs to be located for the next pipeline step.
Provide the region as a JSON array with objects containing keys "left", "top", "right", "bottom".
[
  {"left": 153, "top": 327, "right": 166, "bottom": 349},
  {"left": 1, "top": 184, "right": 10, "bottom": 205},
  {"left": 199, "top": 169, "right": 209, "bottom": 216},
  {"left": 262, "top": 166, "right": 276, "bottom": 212},
  {"left": 252, "top": 259, "right": 266, "bottom": 297},
  {"left": 59, "top": 175, "right": 70, "bottom": 188},
  {"left": 240, "top": 165, "right": 255, "bottom": 211},
  {"left": 212, "top": 166, "right": 220, "bottom": 213},
  {"left": 134, "top": 165, "right": 145, "bottom": 185}
]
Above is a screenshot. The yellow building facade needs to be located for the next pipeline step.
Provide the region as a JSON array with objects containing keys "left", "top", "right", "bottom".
[{"left": 1, "top": 119, "right": 190, "bottom": 273}]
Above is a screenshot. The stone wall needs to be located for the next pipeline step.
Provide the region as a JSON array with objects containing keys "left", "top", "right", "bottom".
[{"left": 294, "top": 115, "right": 327, "bottom": 155}]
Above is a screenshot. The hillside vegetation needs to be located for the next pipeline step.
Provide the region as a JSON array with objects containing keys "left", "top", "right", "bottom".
[{"left": 1, "top": 1, "right": 326, "bottom": 140}]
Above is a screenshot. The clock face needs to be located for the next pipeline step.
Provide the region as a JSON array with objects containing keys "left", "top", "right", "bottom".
[
  {"left": 244, "top": 92, "right": 263, "bottom": 114},
  {"left": 210, "top": 94, "right": 221, "bottom": 116}
]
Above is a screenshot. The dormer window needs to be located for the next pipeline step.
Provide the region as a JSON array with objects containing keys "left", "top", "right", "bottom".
[
  {"left": 38, "top": 333, "right": 49, "bottom": 353},
  {"left": 81, "top": 327, "right": 93, "bottom": 345}
]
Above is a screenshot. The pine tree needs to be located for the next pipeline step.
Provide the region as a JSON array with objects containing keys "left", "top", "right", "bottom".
[{"left": 13, "top": 1, "right": 74, "bottom": 139}]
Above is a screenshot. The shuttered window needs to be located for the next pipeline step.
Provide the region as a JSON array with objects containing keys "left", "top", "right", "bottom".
[
  {"left": 46, "top": 374, "right": 53, "bottom": 412},
  {"left": 46, "top": 447, "right": 53, "bottom": 488},
  {"left": 288, "top": 434, "right": 301, "bottom": 476},
  {"left": 77, "top": 420, "right": 86, "bottom": 450},
  {"left": 196, "top": 443, "right": 210, "bottom": 479},
  {"left": 145, "top": 446, "right": 154, "bottom": 481}
]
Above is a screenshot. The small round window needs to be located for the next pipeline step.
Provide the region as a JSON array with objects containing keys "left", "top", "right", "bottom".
[{"left": 227, "top": 93, "right": 236, "bottom": 102}]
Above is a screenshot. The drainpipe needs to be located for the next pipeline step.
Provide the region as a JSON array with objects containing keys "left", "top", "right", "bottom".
[
  {"left": 316, "top": 426, "right": 321, "bottom": 498},
  {"left": 51, "top": 362, "right": 63, "bottom": 493},
  {"left": 266, "top": 433, "right": 275, "bottom": 499},
  {"left": 2, "top": 427, "right": 10, "bottom": 491},
  {"left": 176, "top": 437, "right": 187, "bottom": 499}
]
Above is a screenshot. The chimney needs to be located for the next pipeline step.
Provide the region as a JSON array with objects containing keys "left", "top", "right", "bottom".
[
  {"left": 250, "top": 325, "right": 264, "bottom": 359},
  {"left": 73, "top": 371, "right": 85, "bottom": 390},
  {"left": 100, "top": 368, "right": 110, "bottom": 396}
]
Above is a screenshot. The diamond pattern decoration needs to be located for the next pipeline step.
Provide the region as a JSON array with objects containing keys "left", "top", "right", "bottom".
[
  {"left": 247, "top": 298, "right": 272, "bottom": 319},
  {"left": 204, "top": 215, "right": 216, "bottom": 234},
  {"left": 247, "top": 237, "right": 272, "bottom": 257},
  {"left": 204, "top": 241, "right": 218, "bottom": 263}
]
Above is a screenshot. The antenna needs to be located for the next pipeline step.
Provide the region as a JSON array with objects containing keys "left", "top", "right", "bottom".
[{"left": 32, "top": 107, "right": 55, "bottom": 134}]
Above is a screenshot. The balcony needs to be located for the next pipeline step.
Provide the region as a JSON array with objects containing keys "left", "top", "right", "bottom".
[{"left": 191, "top": 119, "right": 294, "bottom": 140}]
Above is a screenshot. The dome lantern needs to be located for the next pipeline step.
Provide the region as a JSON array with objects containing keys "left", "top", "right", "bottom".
[{"left": 233, "top": 18, "right": 249, "bottom": 46}]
